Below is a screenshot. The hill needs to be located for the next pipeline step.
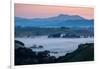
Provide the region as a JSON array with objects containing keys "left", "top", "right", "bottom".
[{"left": 15, "top": 14, "right": 94, "bottom": 28}]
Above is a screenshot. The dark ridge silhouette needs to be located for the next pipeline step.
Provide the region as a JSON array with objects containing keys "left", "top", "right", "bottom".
[
  {"left": 15, "top": 40, "right": 94, "bottom": 65},
  {"left": 15, "top": 40, "right": 24, "bottom": 46}
]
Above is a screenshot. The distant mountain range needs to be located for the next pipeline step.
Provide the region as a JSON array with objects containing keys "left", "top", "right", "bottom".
[{"left": 15, "top": 14, "right": 94, "bottom": 28}]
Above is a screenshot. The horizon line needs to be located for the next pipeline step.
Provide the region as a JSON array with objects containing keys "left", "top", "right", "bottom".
[{"left": 15, "top": 14, "right": 94, "bottom": 20}]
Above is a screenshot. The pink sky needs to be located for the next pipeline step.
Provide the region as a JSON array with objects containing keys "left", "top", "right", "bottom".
[{"left": 15, "top": 3, "right": 94, "bottom": 19}]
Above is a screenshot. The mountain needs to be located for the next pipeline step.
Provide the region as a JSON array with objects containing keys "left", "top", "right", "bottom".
[{"left": 15, "top": 14, "right": 94, "bottom": 28}]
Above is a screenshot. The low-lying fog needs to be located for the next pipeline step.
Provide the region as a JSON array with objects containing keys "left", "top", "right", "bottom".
[{"left": 16, "top": 36, "right": 94, "bottom": 58}]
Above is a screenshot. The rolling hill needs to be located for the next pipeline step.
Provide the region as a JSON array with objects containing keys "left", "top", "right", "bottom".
[{"left": 15, "top": 14, "right": 94, "bottom": 28}]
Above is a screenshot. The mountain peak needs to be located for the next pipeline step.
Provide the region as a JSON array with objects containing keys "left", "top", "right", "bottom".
[
  {"left": 58, "top": 14, "right": 70, "bottom": 17},
  {"left": 50, "top": 14, "right": 85, "bottom": 20}
]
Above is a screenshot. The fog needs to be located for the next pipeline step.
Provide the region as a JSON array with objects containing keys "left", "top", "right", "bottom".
[{"left": 16, "top": 36, "right": 94, "bottom": 57}]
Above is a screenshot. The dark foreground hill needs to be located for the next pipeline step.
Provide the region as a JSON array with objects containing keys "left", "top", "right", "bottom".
[
  {"left": 56, "top": 43, "right": 94, "bottom": 62},
  {"left": 15, "top": 40, "right": 94, "bottom": 65}
]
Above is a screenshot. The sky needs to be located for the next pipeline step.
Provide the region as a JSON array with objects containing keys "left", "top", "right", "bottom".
[{"left": 15, "top": 3, "right": 94, "bottom": 19}]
